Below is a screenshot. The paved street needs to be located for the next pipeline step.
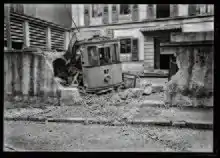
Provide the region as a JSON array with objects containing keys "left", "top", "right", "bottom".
[{"left": 4, "top": 121, "right": 212, "bottom": 152}]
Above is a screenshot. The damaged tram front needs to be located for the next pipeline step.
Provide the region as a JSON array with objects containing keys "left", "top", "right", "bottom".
[
  {"left": 54, "top": 35, "right": 123, "bottom": 93},
  {"left": 78, "top": 35, "right": 123, "bottom": 93}
]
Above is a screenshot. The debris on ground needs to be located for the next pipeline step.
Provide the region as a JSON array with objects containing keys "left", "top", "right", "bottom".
[{"left": 143, "top": 86, "right": 153, "bottom": 95}]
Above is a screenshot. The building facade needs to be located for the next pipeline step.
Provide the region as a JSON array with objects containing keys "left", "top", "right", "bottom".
[
  {"left": 4, "top": 4, "right": 72, "bottom": 51},
  {"left": 70, "top": 4, "right": 214, "bottom": 73}
]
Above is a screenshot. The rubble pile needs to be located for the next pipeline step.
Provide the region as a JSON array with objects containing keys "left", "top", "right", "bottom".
[{"left": 164, "top": 47, "right": 213, "bottom": 107}]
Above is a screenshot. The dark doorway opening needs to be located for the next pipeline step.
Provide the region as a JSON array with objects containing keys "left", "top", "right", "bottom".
[
  {"left": 154, "top": 38, "right": 160, "bottom": 69},
  {"left": 156, "top": 4, "right": 170, "bottom": 18},
  {"left": 160, "top": 54, "right": 171, "bottom": 70}
]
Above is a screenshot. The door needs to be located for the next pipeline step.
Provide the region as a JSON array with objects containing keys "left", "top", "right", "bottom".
[{"left": 154, "top": 37, "right": 160, "bottom": 69}]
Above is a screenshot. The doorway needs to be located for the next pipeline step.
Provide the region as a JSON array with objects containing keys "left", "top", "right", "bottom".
[
  {"left": 154, "top": 37, "right": 160, "bottom": 69},
  {"left": 160, "top": 54, "right": 171, "bottom": 70}
]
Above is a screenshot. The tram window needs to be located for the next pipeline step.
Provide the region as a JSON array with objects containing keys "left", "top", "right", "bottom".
[
  {"left": 88, "top": 46, "right": 99, "bottom": 66},
  {"left": 99, "top": 47, "right": 111, "bottom": 66},
  {"left": 112, "top": 44, "right": 119, "bottom": 63}
]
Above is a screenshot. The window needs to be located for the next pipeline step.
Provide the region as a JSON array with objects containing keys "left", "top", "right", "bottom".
[
  {"left": 189, "top": 5, "right": 213, "bottom": 16},
  {"left": 112, "top": 5, "right": 118, "bottom": 23},
  {"left": 92, "top": 4, "right": 103, "bottom": 17},
  {"left": 120, "top": 38, "right": 139, "bottom": 62},
  {"left": 120, "top": 4, "right": 130, "bottom": 15},
  {"left": 156, "top": 4, "right": 170, "bottom": 18},
  {"left": 147, "top": 4, "right": 154, "bottom": 19},
  {"left": 99, "top": 47, "right": 111, "bottom": 66},
  {"left": 88, "top": 46, "right": 99, "bottom": 66},
  {"left": 120, "top": 39, "right": 131, "bottom": 54},
  {"left": 112, "top": 44, "right": 120, "bottom": 63},
  {"left": 188, "top": 4, "right": 199, "bottom": 16}
]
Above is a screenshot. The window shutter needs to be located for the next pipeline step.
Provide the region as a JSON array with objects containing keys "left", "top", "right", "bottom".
[
  {"left": 171, "top": 4, "right": 178, "bottom": 17},
  {"left": 207, "top": 5, "right": 214, "bottom": 15},
  {"left": 84, "top": 5, "right": 90, "bottom": 26},
  {"left": 112, "top": 5, "right": 118, "bottom": 23},
  {"left": 51, "top": 28, "right": 65, "bottom": 51},
  {"left": 131, "top": 38, "right": 139, "bottom": 61},
  {"left": 103, "top": 5, "right": 109, "bottom": 24},
  {"left": 147, "top": 4, "right": 155, "bottom": 19},
  {"left": 199, "top": 4, "right": 207, "bottom": 15},
  {"left": 10, "top": 16, "right": 24, "bottom": 43},
  {"left": 29, "top": 22, "right": 47, "bottom": 49},
  {"left": 132, "top": 4, "right": 139, "bottom": 21},
  {"left": 188, "top": 4, "right": 197, "bottom": 16}
]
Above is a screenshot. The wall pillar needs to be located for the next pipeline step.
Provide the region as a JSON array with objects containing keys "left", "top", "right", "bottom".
[
  {"left": 23, "top": 21, "right": 30, "bottom": 47},
  {"left": 46, "top": 27, "right": 51, "bottom": 50},
  {"left": 64, "top": 31, "right": 70, "bottom": 50}
]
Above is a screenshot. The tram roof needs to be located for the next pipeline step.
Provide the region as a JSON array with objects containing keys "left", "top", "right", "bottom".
[{"left": 75, "top": 35, "right": 120, "bottom": 46}]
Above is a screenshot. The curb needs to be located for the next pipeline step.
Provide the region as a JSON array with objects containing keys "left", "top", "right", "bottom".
[
  {"left": 140, "top": 100, "right": 213, "bottom": 110},
  {"left": 4, "top": 116, "right": 213, "bottom": 130},
  {"left": 128, "top": 119, "right": 213, "bottom": 130}
]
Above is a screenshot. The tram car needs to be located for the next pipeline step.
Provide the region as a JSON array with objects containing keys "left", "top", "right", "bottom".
[{"left": 75, "top": 35, "right": 123, "bottom": 93}]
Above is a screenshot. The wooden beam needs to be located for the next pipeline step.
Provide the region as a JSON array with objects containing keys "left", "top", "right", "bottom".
[{"left": 5, "top": 4, "right": 12, "bottom": 49}]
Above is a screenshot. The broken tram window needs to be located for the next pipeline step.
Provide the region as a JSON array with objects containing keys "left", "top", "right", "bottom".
[{"left": 99, "top": 47, "right": 111, "bottom": 66}]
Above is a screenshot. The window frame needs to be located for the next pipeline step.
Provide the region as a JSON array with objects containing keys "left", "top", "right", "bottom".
[
  {"left": 91, "top": 4, "right": 103, "bottom": 18},
  {"left": 156, "top": 4, "right": 171, "bottom": 19},
  {"left": 119, "top": 37, "right": 132, "bottom": 54},
  {"left": 98, "top": 45, "right": 113, "bottom": 66},
  {"left": 119, "top": 4, "right": 131, "bottom": 15},
  {"left": 111, "top": 43, "right": 120, "bottom": 64},
  {"left": 118, "top": 36, "right": 139, "bottom": 62},
  {"left": 87, "top": 46, "right": 100, "bottom": 66}
]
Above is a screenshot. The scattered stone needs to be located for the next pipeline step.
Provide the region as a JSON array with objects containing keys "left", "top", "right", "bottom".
[
  {"left": 152, "top": 85, "right": 164, "bottom": 93},
  {"left": 111, "top": 94, "right": 122, "bottom": 103},
  {"left": 143, "top": 86, "right": 152, "bottom": 95},
  {"left": 141, "top": 100, "right": 165, "bottom": 107},
  {"left": 59, "top": 87, "right": 83, "bottom": 106}
]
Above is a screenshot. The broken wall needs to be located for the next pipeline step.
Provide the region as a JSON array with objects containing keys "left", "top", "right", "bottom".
[
  {"left": 164, "top": 46, "right": 213, "bottom": 107},
  {"left": 4, "top": 51, "right": 62, "bottom": 100}
]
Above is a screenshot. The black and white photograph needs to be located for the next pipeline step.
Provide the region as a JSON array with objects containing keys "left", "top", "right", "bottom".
[{"left": 4, "top": 4, "right": 214, "bottom": 152}]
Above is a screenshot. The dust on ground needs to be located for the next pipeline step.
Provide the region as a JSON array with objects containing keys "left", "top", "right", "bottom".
[
  {"left": 4, "top": 121, "right": 213, "bottom": 152},
  {"left": 4, "top": 89, "right": 165, "bottom": 122}
]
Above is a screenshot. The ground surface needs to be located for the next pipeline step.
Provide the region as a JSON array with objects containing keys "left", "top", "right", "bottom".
[
  {"left": 4, "top": 121, "right": 212, "bottom": 152},
  {"left": 4, "top": 77, "right": 213, "bottom": 152}
]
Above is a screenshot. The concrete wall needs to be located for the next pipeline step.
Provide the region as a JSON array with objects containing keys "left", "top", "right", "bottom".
[
  {"left": 71, "top": 4, "right": 84, "bottom": 27},
  {"left": 71, "top": 4, "right": 214, "bottom": 28},
  {"left": 171, "top": 32, "right": 214, "bottom": 42},
  {"left": 121, "top": 62, "right": 144, "bottom": 73},
  {"left": 4, "top": 51, "right": 60, "bottom": 98},
  {"left": 24, "top": 4, "right": 72, "bottom": 28},
  {"left": 164, "top": 46, "right": 213, "bottom": 107},
  {"left": 143, "top": 35, "right": 154, "bottom": 69}
]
